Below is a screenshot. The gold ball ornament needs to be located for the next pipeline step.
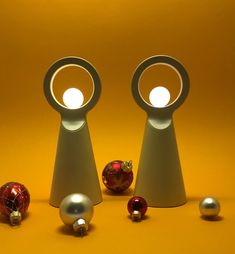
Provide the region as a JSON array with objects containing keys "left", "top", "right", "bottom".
[
  {"left": 199, "top": 197, "right": 220, "bottom": 219},
  {"left": 59, "top": 193, "right": 94, "bottom": 235}
]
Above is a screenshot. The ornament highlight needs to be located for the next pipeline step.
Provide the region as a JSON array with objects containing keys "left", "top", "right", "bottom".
[
  {"left": 0, "top": 182, "right": 30, "bottom": 225},
  {"left": 102, "top": 160, "right": 133, "bottom": 193},
  {"left": 127, "top": 196, "right": 148, "bottom": 221},
  {"left": 199, "top": 197, "right": 220, "bottom": 219},
  {"left": 59, "top": 193, "right": 94, "bottom": 235}
]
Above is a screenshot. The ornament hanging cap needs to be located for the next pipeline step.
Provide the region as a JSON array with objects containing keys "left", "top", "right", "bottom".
[
  {"left": 10, "top": 211, "right": 22, "bottom": 225},
  {"left": 131, "top": 210, "right": 142, "bottom": 221},
  {"left": 121, "top": 160, "right": 133, "bottom": 173},
  {"left": 73, "top": 218, "right": 88, "bottom": 235}
]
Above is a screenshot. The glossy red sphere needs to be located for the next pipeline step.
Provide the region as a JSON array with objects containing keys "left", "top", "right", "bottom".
[
  {"left": 0, "top": 182, "right": 30, "bottom": 218},
  {"left": 127, "top": 196, "right": 148, "bottom": 216},
  {"left": 102, "top": 160, "right": 133, "bottom": 193}
]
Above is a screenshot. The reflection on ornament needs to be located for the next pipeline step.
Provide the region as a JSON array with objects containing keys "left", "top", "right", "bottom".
[
  {"left": 59, "top": 193, "right": 94, "bottom": 235},
  {"left": 102, "top": 160, "right": 133, "bottom": 193},
  {"left": 127, "top": 196, "right": 148, "bottom": 221},
  {"left": 0, "top": 182, "right": 30, "bottom": 225},
  {"left": 199, "top": 197, "right": 220, "bottom": 219}
]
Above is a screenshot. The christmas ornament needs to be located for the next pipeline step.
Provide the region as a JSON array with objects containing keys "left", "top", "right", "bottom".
[
  {"left": 127, "top": 196, "right": 148, "bottom": 221},
  {"left": 59, "top": 193, "right": 94, "bottom": 235},
  {"left": 102, "top": 160, "right": 133, "bottom": 193},
  {"left": 199, "top": 197, "right": 220, "bottom": 219},
  {"left": 0, "top": 182, "right": 30, "bottom": 225}
]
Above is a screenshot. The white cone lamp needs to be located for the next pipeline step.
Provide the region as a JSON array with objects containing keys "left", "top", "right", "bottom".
[
  {"left": 44, "top": 56, "right": 102, "bottom": 207},
  {"left": 132, "top": 55, "right": 190, "bottom": 207}
]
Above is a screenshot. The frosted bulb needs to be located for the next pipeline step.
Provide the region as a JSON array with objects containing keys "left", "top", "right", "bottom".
[
  {"left": 63, "top": 88, "right": 84, "bottom": 109},
  {"left": 149, "top": 86, "right": 170, "bottom": 108}
]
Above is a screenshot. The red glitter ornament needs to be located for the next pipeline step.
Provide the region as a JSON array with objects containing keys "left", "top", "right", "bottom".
[
  {"left": 0, "top": 182, "right": 30, "bottom": 225},
  {"left": 102, "top": 160, "right": 133, "bottom": 193},
  {"left": 127, "top": 196, "right": 148, "bottom": 221}
]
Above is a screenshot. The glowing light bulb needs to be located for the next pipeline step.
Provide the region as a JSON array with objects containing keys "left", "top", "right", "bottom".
[
  {"left": 63, "top": 88, "right": 84, "bottom": 109},
  {"left": 149, "top": 86, "right": 170, "bottom": 108}
]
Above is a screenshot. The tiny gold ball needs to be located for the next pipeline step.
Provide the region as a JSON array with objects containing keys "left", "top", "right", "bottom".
[{"left": 199, "top": 197, "right": 220, "bottom": 218}]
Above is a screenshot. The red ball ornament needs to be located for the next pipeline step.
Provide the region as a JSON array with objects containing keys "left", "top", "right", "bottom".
[
  {"left": 102, "top": 160, "right": 133, "bottom": 193},
  {"left": 127, "top": 196, "right": 148, "bottom": 221},
  {"left": 0, "top": 182, "right": 30, "bottom": 225}
]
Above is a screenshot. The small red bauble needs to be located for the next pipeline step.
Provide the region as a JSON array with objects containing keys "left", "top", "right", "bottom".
[
  {"left": 102, "top": 160, "right": 133, "bottom": 193},
  {"left": 127, "top": 196, "right": 148, "bottom": 221},
  {"left": 0, "top": 182, "right": 30, "bottom": 225}
]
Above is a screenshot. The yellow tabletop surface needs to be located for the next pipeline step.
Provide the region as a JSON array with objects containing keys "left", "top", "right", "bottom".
[{"left": 1, "top": 1, "right": 235, "bottom": 253}]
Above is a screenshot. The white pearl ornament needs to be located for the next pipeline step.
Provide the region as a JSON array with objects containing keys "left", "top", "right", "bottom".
[{"left": 59, "top": 193, "right": 94, "bottom": 235}]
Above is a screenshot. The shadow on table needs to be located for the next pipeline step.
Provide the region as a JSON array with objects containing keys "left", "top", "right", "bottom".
[
  {"left": 102, "top": 188, "right": 133, "bottom": 196},
  {"left": 0, "top": 212, "right": 31, "bottom": 226},
  {"left": 127, "top": 214, "right": 150, "bottom": 222},
  {"left": 186, "top": 196, "right": 203, "bottom": 202},
  {"left": 200, "top": 215, "right": 223, "bottom": 222},
  {"left": 31, "top": 199, "right": 49, "bottom": 203}
]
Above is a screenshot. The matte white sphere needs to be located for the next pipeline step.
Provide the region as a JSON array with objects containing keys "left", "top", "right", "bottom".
[
  {"left": 63, "top": 88, "right": 84, "bottom": 109},
  {"left": 59, "top": 193, "right": 94, "bottom": 226},
  {"left": 149, "top": 86, "right": 170, "bottom": 108},
  {"left": 199, "top": 197, "right": 220, "bottom": 218}
]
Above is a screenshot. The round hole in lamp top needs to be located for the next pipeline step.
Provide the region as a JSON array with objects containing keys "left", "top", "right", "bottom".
[
  {"left": 52, "top": 65, "right": 94, "bottom": 109},
  {"left": 139, "top": 63, "right": 180, "bottom": 108},
  {"left": 44, "top": 57, "right": 101, "bottom": 117},
  {"left": 132, "top": 55, "right": 189, "bottom": 116},
  {"left": 63, "top": 88, "right": 84, "bottom": 109}
]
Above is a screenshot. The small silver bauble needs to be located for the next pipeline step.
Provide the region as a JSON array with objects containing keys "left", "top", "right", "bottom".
[
  {"left": 59, "top": 193, "right": 94, "bottom": 235},
  {"left": 199, "top": 197, "right": 220, "bottom": 218}
]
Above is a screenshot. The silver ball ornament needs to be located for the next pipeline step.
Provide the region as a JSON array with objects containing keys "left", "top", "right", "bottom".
[
  {"left": 59, "top": 193, "right": 94, "bottom": 235},
  {"left": 199, "top": 197, "right": 220, "bottom": 218}
]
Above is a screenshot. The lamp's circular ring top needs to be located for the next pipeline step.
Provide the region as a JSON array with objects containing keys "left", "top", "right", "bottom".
[
  {"left": 44, "top": 56, "right": 101, "bottom": 116},
  {"left": 132, "top": 55, "right": 189, "bottom": 115}
]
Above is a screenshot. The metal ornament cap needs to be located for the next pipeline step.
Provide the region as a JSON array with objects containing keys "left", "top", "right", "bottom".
[
  {"left": 10, "top": 211, "right": 22, "bottom": 225},
  {"left": 121, "top": 160, "right": 133, "bottom": 173},
  {"left": 199, "top": 197, "right": 221, "bottom": 218},
  {"left": 131, "top": 210, "right": 142, "bottom": 221},
  {"left": 59, "top": 193, "right": 94, "bottom": 233},
  {"left": 73, "top": 218, "right": 88, "bottom": 235}
]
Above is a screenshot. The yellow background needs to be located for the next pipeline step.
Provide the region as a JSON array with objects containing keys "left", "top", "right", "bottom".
[{"left": 1, "top": 0, "right": 235, "bottom": 253}]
